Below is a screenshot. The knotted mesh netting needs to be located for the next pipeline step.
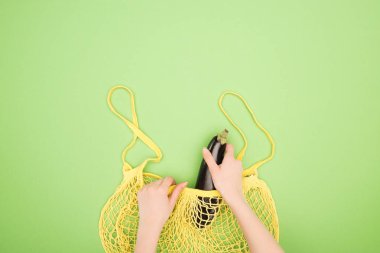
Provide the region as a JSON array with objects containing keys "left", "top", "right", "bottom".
[{"left": 98, "top": 166, "right": 279, "bottom": 253}]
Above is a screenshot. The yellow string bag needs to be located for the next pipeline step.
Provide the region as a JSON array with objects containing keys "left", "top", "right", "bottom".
[{"left": 99, "top": 85, "right": 279, "bottom": 253}]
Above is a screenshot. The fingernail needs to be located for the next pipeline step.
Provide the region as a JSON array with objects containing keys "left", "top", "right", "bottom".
[{"left": 202, "top": 147, "right": 207, "bottom": 152}]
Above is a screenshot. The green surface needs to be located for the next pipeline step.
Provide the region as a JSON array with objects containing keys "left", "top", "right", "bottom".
[{"left": 1, "top": 1, "right": 379, "bottom": 252}]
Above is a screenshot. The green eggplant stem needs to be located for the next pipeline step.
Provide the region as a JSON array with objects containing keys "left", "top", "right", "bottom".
[{"left": 217, "top": 129, "right": 229, "bottom": 144}]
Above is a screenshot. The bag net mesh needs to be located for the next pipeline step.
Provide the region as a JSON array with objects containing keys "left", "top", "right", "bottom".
[{"left": 99, "top": 167, "right": 279, "bottom": 253}]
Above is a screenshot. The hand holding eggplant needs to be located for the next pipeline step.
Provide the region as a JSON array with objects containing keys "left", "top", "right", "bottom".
[{"left": 202, "top": 143, "right": 244, "bottom": 206}]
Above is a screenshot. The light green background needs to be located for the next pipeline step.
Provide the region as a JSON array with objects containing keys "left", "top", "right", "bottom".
[{"left": 1, "top": 1, "right": 379, "bottom": 252}]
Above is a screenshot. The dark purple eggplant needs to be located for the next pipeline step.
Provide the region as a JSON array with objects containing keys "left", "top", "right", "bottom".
[{"left": 194, "top": 129, "right": 228, "bottom": 228}]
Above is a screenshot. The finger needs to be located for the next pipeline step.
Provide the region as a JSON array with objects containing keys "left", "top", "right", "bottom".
[
  {"left": 160, "top": 176, "right": 176, "bottom": 188},
  {"left": 202, "top": 148, "right": 220, "bottom": 176},
  {"left": 151, "top": 178, "right": 163, "bottom": 188},
  {"left": 169, "top": 181, "right": 188, "bottom": 208},
  {"left": 224, "top": 143, "right": 234, "bottom": 159}
]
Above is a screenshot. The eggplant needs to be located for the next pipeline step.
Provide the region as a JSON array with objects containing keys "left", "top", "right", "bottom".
[{"left": 194, "top": 129, "right": 228, "bottom": 228}]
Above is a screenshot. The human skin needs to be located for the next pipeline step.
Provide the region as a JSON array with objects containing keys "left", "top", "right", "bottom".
[{"left": 134, "top": 143, "right": 284, "bottom": 253}]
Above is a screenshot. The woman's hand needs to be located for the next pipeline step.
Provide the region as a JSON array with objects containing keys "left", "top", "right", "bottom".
[
  {"left": 137, "top": 176, "right": 188, "bottom": 229},
  {"left": 135, "top": 177, "right": 187, "bottom": 253},
  {"left": 202, "top": 144, "right": 284, "bottom": 253},
  {"left": 202, "top": 143, "right": 244, "bottom": 205}
]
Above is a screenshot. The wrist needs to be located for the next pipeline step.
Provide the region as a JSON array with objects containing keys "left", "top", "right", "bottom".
[
  {"left": 138, "top": 219, "right": 164, "bottom": 234},
  {"left": 219, "top": 186, "right": 245, "bottom": 206},
  {"left": 135, "top": 222, "right": 162, "bottom": 252},
  {"left": 139, "top": 216, "right": 166, "bottom": 229},
  {"left": 224, "top": 194, "right": 247, "bottom": 210}
]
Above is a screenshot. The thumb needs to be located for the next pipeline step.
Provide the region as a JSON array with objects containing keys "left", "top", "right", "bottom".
[{"left": 169, "top": 181, "right": 188, "bottom": 208}]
